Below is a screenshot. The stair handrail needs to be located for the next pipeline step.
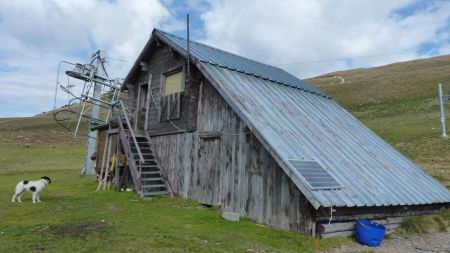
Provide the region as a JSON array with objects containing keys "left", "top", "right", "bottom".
[
  {"left": 117, "top": 120, "right": 142, "bottom": 192},
  {"left": 114, "top": 100, "right": 145, "bottom": 164}
]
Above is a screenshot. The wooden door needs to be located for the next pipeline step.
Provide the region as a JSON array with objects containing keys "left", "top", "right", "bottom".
[
  {"left": 134, "top": 83, "right": 149, "bottom": 130},
  {"left": 197, "top": 137, "right": 221, "bottom": 205}
]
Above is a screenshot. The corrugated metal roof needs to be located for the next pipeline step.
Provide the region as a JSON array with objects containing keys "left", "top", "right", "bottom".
[
  {"left": 154, "top": 29, "right": 329, "bottom": 98},
  {"left": 148, "top": 29, "right": 450, "bottom": 208},
  {"left": 200, "top": 64, "right": 450, "bottom": 208}
]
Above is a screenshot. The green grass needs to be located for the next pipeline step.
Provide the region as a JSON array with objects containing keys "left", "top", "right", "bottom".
[
  {"left": 399, "top": 209, "right": 450, "bottom": 234},
  {"left": 307, "top": 54, "right": 450, "bottom": 107},
  {"left": 0, "top": 118, "right": 349, "bottom": 252}
]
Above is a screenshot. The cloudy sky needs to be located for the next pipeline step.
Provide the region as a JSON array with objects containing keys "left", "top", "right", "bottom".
[{"left": 1, "top": 0, "right": 450, "bottom": 117}]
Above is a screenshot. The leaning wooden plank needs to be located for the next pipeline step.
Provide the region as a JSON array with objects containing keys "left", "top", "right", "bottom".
[
  {"left": 319, "top": 230, "right": 354, "bottom": 239},
  {"left": 97, "top": 132, "right": 110, "bottom": 191},
  {"left": 318, "top": 222, "right": 354, "bottom": 234},
  {"left": 102, "top": 136, "right": 113, "bottom": 190}
]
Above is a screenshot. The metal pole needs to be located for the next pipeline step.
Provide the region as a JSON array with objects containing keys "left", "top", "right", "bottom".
[
  {"left": 80, "top": 52, "right": 107, "bottom": 175},
  {"left": 187, "top": 13, "right": 190, "bottom": 85},
  {"left": 438, "top": 83, "right": 447, "bottom": 139}
]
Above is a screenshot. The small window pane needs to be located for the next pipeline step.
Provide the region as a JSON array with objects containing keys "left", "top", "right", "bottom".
[{"left": 164, "top": 71, "right": 183, "bottom": 96}]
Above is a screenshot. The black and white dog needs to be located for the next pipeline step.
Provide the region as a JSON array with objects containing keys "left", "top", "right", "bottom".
[{"left": 12, "top": 176, "right": 52, "bottom": 203}]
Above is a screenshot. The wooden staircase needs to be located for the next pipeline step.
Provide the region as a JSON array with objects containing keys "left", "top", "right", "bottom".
[
  {"left": 131, "top": 135, "right": 168, "bottom": 196},
  {"left": 115, "top": 100, "right": 171, "bottom": 197}
]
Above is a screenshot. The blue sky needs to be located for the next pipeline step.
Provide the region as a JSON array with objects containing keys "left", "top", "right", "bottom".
[{"left": 0, "top": 0, "right": 450, "bottom": 117}]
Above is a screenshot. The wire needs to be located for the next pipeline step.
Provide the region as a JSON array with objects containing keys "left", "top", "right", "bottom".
[{"left": 106, "top": 57, "right": 129, "bottom": 63}]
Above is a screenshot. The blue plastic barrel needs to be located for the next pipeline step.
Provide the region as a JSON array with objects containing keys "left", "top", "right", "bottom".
[{"left": 355, "top": 219, "right": 386, "bottom": 247}]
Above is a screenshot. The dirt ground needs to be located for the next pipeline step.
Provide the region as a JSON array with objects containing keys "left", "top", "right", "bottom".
[{"left": 322, "top": 231, "right": 450, "bottom": 253}]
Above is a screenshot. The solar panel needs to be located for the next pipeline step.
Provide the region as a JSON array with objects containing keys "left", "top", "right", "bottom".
[{"left": 287, "top": 160, "right": 342, "bottom": 190}]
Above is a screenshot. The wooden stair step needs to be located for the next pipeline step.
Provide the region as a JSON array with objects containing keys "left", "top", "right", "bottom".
[
  {"left": 131, "top": 148, "right": 152, "bottom": 152},
  {"left": 142, "top": 184, "right": 166, "bottom": 189},
  {"left": 140, "top": 167, "right": 159, "bottom": 170},
  {"left": 141, "top": 171, "right": 160, "bottom": 175},
  {"left": 141, "top": 177, "right": 163, "bottom": 182},
  {"left": 141, "top": 191, "right": 168, "bottom": 196},
  {"left": 135, "top": 158, "right": 156, "bottom": 162},
  {"left": 133, "top": 155, "right": 154, "bottom": 159}
]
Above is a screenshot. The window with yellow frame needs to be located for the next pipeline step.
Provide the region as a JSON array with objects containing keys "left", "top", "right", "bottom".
[{"left": 163, "top": 70, "right": 183, "bottom": 96}]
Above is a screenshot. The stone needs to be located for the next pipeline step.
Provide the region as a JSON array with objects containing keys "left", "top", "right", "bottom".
[
  {"left": 222, "top": 211, "right": 240, "bottom": 221},
  {"left": 414, "top": 244, "right": 432, "bottom": 251}
]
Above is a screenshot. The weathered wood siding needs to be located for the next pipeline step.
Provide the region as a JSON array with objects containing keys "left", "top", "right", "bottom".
[
  {"left": 152, "top": 80, "right": 314, "bottom": 235},
  {"left": 126, "top": 43, "right": 198, "bottom": 135}
]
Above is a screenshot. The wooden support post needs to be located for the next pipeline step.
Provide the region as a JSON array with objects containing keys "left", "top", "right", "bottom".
[
  {"left": 97, "top": 132, "right": 110, "bottom": 191},
  {"left": 107, "top": 153, "right": 116, "bottom": 190},
  {"left": 102, "top": 135, "right": 113, "bottom": 190},
  {"left": 113, "top": 139, "right": 121, "bottom": 190}
]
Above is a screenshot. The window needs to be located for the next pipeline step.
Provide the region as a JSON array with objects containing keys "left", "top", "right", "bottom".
[
  {"left": 163, "top": 70, "right": 183, "bottom": 96},
  {"left": 159, "top": 69, "right": 184, "bottom": 122}
]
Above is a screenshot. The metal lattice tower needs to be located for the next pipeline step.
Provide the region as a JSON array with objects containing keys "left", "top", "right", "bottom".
[{"left": 53, "top": 50, "right": 123, "bottom": 175}]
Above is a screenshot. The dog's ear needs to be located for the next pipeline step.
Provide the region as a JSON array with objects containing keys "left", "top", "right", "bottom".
[{"left": 41, "top": 176, "right": 52, "bottom": 183}]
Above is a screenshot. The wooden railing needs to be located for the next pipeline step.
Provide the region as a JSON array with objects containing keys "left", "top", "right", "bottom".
[
  {"left": 118, "top": 100, "right": 145, "bottom": 164},
  {"left": 118, "top": 121, "right": 142, "bottom": 192},
  {"left": 114, "top": 100, "right": 145, "bottom": 193}
]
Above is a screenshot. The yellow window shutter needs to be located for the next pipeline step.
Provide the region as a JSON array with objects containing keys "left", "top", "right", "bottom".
[{"left": 164, "top": 71, "right": 183, "bottom": 96}]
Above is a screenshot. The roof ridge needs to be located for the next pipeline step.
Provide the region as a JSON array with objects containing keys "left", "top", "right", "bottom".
[
  {"left": 154, "top": 28, "right": 329, "bottom": 98},
  {"left": 154, "top": 29, "right": 292, "bottom": 74}
]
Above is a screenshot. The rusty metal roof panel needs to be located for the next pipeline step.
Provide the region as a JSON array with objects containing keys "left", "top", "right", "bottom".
[
  {"left": 155, "top": 29, "right": 329, "bottom": 98},
  {"left": 200, "top": 63, "right": 450, "bottom": 208}
]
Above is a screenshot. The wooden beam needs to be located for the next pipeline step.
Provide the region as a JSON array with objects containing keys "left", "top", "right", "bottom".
[{"left": 319, "top": 230, "right": 353, "bottom": 239}]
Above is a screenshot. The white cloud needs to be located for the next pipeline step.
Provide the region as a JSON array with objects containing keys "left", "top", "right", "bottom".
[
  {"left": 0, "top": 0, "right": 178, "bottom": 117},
  {"left": 2, "top": 0, "right": 450, "bottom": 117},
  {"left": 201, "top": 0, "right": 450, "bottom": 78}
]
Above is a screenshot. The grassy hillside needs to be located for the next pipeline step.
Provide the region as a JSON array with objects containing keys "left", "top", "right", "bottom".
[
  {"left": 308, "top": 54, "right": 450, "bottom": 106},
  {"left": 307, "top": 54, "right": 450, "bottom": 188}
]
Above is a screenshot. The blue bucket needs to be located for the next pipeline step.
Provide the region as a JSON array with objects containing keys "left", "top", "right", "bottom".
[{"left": 355, "top": 219, "right": 386, "bottom": 247}]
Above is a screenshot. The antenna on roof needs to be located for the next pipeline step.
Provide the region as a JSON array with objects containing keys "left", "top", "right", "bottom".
[{"left": 186, "top": 13, "right": 191, "bottom": 86}]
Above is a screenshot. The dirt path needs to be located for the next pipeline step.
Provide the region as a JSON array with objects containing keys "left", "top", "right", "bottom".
[{"left": 322, "top": 231, "right": 450, "bottom": 253}]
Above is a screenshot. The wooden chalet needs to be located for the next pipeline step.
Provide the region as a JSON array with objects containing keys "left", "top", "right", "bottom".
[{"left": 94, "top": 29, "right": 450, "bottom": 238}]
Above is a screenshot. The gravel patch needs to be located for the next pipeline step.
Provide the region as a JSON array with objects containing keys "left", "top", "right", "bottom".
[{"left": 322, "top": 231, "right": 450, "bottom": 253}]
